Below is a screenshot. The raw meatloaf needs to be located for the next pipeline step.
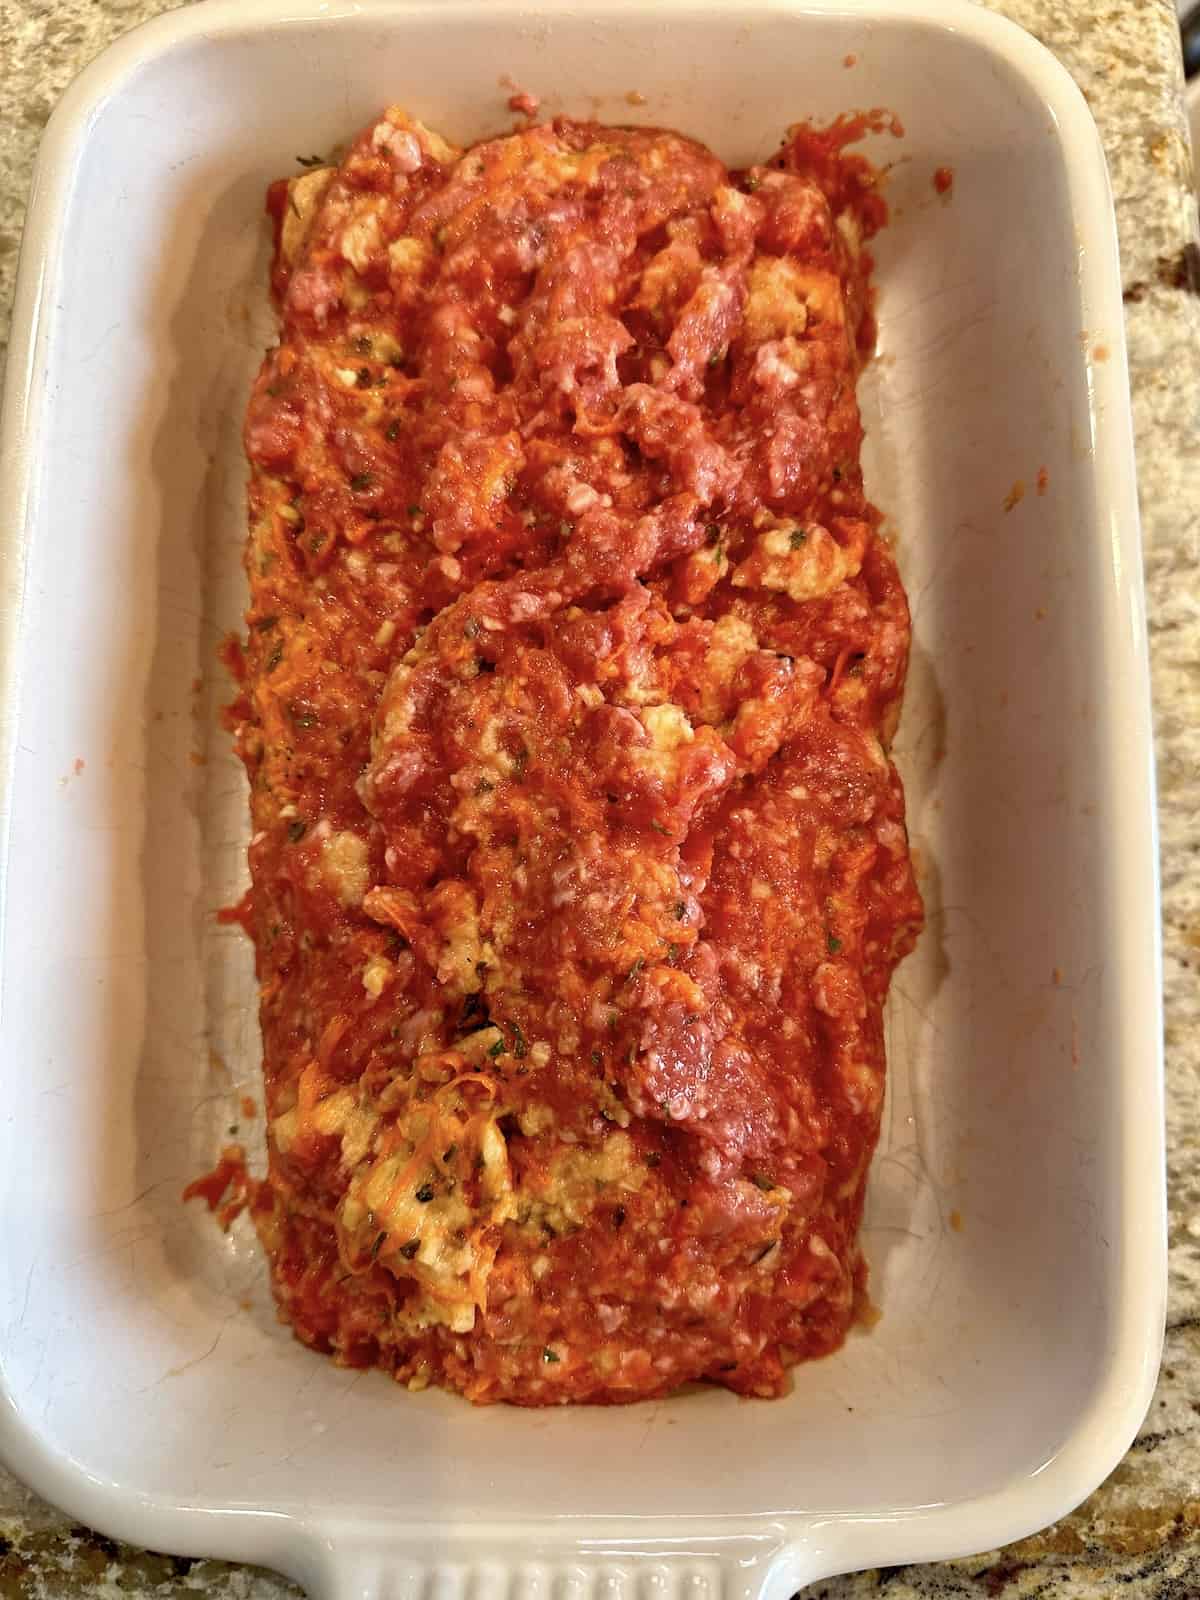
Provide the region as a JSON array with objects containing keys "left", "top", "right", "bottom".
[{"left": 231, "top": 105, "right": 923, "bottom": 1404}]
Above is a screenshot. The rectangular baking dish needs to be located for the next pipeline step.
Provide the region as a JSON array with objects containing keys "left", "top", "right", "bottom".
[{"left": 0, "top": 1, "right": 1163, "bottom": 1594}]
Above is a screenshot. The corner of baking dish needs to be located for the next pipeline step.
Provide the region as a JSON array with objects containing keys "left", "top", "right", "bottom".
[{"left": 0, "top": 0, "right": 1163, "bottom": 1594}]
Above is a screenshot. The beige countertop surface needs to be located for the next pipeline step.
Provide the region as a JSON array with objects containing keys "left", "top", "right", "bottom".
[{"left": 1, "top": 1, "right": 1198, "bottom": 1595}]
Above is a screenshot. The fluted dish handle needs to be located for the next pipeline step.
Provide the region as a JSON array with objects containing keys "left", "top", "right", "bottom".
[{"left": 300, "top": 1528, "right": 835, "bottom": 1600}]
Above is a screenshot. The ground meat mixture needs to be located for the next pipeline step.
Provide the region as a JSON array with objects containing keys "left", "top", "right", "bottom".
[{"left": 223, "top": 105, "right": 923, "bottom": 1404}]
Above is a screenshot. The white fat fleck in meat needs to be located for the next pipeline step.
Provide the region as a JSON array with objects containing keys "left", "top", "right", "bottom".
[
  {"left": 694, "top": 1145, "right": 723, "bottom": 1184},
  {"left": 841, "top": 1058, "right": 882, "bottom": 1116},
  {"left": 565, "top": 481, "right": 601, "bottom": 515},
  {"left": 372, "top": 121, "right": 424, "bottom": 171},
  {"left": 549, "top": 856, "right": 584, "bottom": 909},
  {"left": 361, "top": 953, "right": 394, "bottom": 999},
  {"left": 319, "top": 830, "right": 370, "bottom": 906},
  {"left": 395, "top": 1007, "right": 445, "bottom": 1053},
  {"left": 507, "top": 591, "right": 544, "bottom": 623},
  {"left": 366, "top": 745, "right": 427, "bottom": 801},
  {"left": 876, "top": 818, "right": 907, "bottom": 855},
  {"left": 596, "top": 1302, "right": 626, "bottom": 1334},
  {"left": 751, "top": 337, "right": 814, "bottom": 399}
]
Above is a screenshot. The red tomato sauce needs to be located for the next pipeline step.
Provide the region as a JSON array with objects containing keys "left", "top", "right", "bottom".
[
  {"left": 183, "top": 1145, "right": 251, "bottom": 1230},
  {"left": 229, "top": 107, "right": 922, "bottom": 1404}
]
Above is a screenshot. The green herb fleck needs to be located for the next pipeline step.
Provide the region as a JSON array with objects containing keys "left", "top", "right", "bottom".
[
  {"left": 706, "top": 522, "right": 723, "bottom": 545},
  {"left": 612, "top": 1206, "right": 627, "bottom": 1229},
  {"left": 675, "top": 902, "right": 687, "bottom": 920},
  {"left": 350, "top": 472, "right": 373, "bottom": 492},
  {"left": 355, "top": 367, "right": 372, "bottom": 389},
  {"left": 252, "top": 615, "right": 278, "bottom": 631},
  {"left": 744, "top": 174, "right": 761, "bottom": 192},
  {"left": 650, "top": 820, "right": 669, "bottom": 836},
  {"left": 827, "top": 935, "right": 842, "bottom": 954},
  {"left": 789, "top": 527, "right": 808, "bottom": 549},
  {"left": 266, "top": 644, "right": 284, "bottom": 672},
  {"left": 399, "top": 1237, "right": 420, "bottom": 1260},
  {"left": 407, "top": 504, "right": 424, "bottom": 518},
  {"left": 296, "top": 154, "right": 325, "bottom": 168},
  {"left": 626, "top": 957, "right": 644, "bottom": 985},
  {"left": 667, "top": 944, "right": 680, "bottom": 965},
  {"left": 510, "top": 1022, "right": 528, "bottom": 1059},
  {"left": 385, "top": 420, "right": 401, "bottom": 442},
  {"left": 542, "top": 1347, "right": 560, "bottom": 1364},
  {"left": 752, "top": 1173, "right": 776, "bottom": 1192},
  {"left": 590, "top": 1049, "right": 603, "bottom": 1066},
  {"left": 370, "top": 1231, "right": 387, "bottom": 1259},
  {"left": 287, "top": 820, "right": 307, "bottom": 843},
  {"left": 488, "top": 1035, "right": 505, "bottom": 1058},
  {"left": 353, "top": 335, "right": 372, "bottom": 355}
]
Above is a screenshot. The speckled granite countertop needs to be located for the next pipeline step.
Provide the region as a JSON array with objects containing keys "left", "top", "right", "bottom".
[{"left": 1, "top": 1, "right": 1198, "bottom": 1596}]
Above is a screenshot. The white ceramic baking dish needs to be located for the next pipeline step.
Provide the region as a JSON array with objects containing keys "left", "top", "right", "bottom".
[{"left": 0, "top": 0, "right": 1163, "bottom": 1593}]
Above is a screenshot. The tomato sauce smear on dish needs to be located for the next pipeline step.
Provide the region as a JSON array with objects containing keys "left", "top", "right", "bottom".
[{"left": 226, "top": 106, "right": 923, "bottom": 1404}]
